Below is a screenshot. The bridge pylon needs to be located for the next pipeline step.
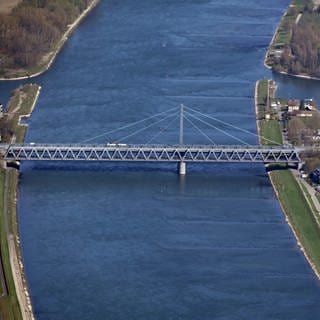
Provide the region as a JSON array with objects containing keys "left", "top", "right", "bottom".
[{"left": 178, "top": 104, "right": 186, "bottom": 175}]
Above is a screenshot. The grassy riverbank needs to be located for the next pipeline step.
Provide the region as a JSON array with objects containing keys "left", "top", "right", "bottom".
[
  {"left": 255, "top": 79, "right": 320, "bottom": 278},
  {"left": 0, "top": 84, "right": 41, "bottom": 319},
  {"left": 1, "top": 84, "right": 41, "bottom": 142},
  {"left": 269, "top": 170, "right": 320, "bottom": 276},
  {"left": 255, "top": 80, "right": 283, "bottom": 145},
  {"left": 0, "top": 168, "right": 21, "bottom": 319}
]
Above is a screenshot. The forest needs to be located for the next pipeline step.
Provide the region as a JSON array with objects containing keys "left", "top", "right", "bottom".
[
  {"left": 0, "top": 0, "right": 90, "bottom": 75},
  {"left": 288, "top": 10, "right": 320, "bottom": 76},
  {"left": 274, "top": 1, "right": 320, "bottom": 77}
]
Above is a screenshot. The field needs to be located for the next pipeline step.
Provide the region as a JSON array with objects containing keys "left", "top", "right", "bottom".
[
  {"left": 270, "top": 170, "right": 320, "bottom": 275},
  {"left": 259, "top": 120, "right": 283, "bottom": 145},
  {"left": 0, "top": 169, "right": 22, "bottom": 320}
]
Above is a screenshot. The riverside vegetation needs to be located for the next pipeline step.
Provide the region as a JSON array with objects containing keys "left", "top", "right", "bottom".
[
  {"left": 265, "top": 0, "right": 320, "bottom": 78},
  {"left": 0, "top": 0, "right": 93, "bottom": 78}
]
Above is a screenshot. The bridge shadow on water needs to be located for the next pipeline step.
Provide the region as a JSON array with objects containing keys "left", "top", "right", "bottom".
[
  {"left": 265, "top": 163, "right": 298, "bottom": 172},
  {"left": 19, "top": 160, "right": 268, "bottom": 176}
]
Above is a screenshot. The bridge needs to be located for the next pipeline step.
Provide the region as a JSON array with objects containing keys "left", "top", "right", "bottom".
[
  {"left": 2, "top": 144, "right": 302, "bottom": 175},
  {"left": 0, "top": 105, "right": 309, "bottom": 174}
]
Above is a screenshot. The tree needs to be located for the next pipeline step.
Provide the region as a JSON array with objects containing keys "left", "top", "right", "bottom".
[
  {"left": 288, "top": 117, "right": 305, "bottom": 145},
  {"left": 0, "top": 0, "right": 90, "bottom": 71}
]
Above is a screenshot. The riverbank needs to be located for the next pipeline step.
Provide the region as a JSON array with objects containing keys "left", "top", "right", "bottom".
[
  {"left": 269, "top": 170, "right": 320, "bottom": 279},
  {"left": 255, "top": 79, "right": 320, "bottom": 279},
  {"left": 0, "top": 84, "right": 41, "bottom": 319},
  {"left": 0, "top": 0, "right": 100, "bottom": 81},
  {"left": 263, "top": 5, "right": 289, "bottom": 70}
]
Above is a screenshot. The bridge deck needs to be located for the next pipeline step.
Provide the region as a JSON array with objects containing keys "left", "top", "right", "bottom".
[{"left": 2, "top": 143, "right": 302, "bottom": 163}]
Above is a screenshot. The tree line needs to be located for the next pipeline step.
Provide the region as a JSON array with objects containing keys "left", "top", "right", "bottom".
[
  {"left": 0, "top": 0, "right": 90, "bottom": 74},
  {"left": 277, "top": 3, "right": 320, "bottom": 77}
]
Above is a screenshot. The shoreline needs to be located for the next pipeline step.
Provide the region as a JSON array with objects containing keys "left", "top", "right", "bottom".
[
  {"left": 6, "top": 171, "right": 35, "bottom": 320},
  {"left": 263, "top": 6, "right": 289, "bottom": 70},
  {"left": 254, "top": 81, "right": 260, "bottom": 137},
  {"left": 6, "top": 85, "right": 42, "bottom": 320},
  {"left": 18, "top": 86, "right": 42, "bottom": 126},
  {"left": 0, "top": 0, "right": 100, "bottom": 81},
  {"left": 275, "top": 69, "right": 320, "bottom": 81}
]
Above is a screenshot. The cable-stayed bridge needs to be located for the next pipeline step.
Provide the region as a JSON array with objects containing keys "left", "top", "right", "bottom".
[{"left": 0, "top": 105, "right": 309, "bottom": 174}]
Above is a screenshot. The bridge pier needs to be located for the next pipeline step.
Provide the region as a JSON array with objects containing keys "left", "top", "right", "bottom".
[{"left": 178, "top": 161, "right": 186, "bottom": 175}]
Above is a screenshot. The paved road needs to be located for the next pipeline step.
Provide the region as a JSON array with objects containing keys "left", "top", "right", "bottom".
[{"left": 291, "top": 169, "right": 320, "bottom": 214}]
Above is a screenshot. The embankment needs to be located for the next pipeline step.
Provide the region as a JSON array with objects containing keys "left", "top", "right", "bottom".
[
  {"left": 255, "top": 79, "right": 320, "bottom": 280},
  {"left": 268, "top": 170, "right": 320, "bottom": 279},
  {"left": 0, "top": 84, "right": 41, "bottom": 319}
]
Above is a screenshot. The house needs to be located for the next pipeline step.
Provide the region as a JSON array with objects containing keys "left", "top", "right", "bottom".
[
  {"left": 303, "top": 98, "right": 316, "bottom": 111},
  {"left": 271, "top": 102, "right": 278, "bottom": 109},
  {"left": 287, "top": 99, "right": 300, "bottom": 113}
]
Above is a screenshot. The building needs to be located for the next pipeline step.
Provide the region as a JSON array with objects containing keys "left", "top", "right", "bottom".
[
  {"left": 287, "top": 99, "right": 300, "bottom": 113},
  {"left": 303, "top": 98, "right": 316, "bottom": 111}
]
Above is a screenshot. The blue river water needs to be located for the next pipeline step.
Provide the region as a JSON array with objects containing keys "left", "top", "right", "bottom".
[{"left": 1, "top": 0, "right": 320, "bottom": 319}]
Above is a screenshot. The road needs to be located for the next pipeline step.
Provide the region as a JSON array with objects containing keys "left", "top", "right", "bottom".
[{"left": 292, "top": 169, "right": 320, "bottom": 215}]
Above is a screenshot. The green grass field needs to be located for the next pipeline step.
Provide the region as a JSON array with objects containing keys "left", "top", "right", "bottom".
[
  {"left": 257, "top": 80, "right": 268, "bottom": 106},
  {"left": 260, "top": 120, "right": 283, "bottom": 145},
  {"left": 270, "top": 170, "right": 320, "bottom": 273},
  {"left": 0, "top": 169, "right": 22, "bottom": 320}
]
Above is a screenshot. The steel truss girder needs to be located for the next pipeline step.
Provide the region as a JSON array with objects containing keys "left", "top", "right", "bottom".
[{"left": 3, "top": 144, "right": 302, "bottom": 163}]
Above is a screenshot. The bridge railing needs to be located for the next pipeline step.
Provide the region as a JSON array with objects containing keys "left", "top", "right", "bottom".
[
  {"left": 2, "top": 143, "right": 302, "bottom": 164},
  {"left": 2, "top": 143, "right": 297, "bottom": 150}
]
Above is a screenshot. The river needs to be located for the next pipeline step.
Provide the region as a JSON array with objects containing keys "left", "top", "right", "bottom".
[{"left": 1, "top": 0, "right": 320, "bottom": 319}]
